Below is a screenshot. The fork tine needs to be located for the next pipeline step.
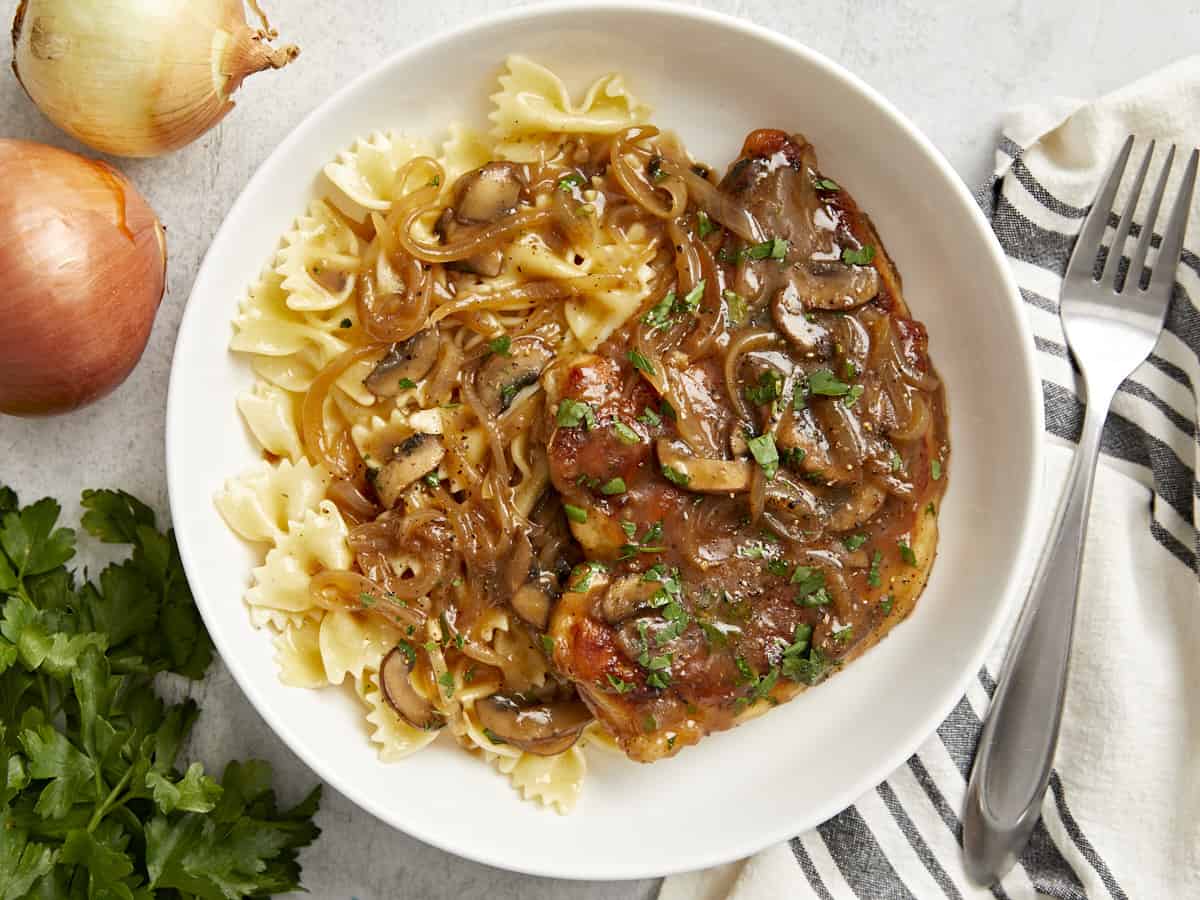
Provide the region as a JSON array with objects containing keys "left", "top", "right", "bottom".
[
  {"left": 1066, "top": 135, "right": 1134, "bottom": 283},
  {"left": 1101, "top": 140, "right": 1154, "bottom": 289},
  {"left": 1124, "top": 144, "right": 1175, "bottom": 293},
  {"left": 1147, "top": 147, "right": 1199, "bottom": 296}
]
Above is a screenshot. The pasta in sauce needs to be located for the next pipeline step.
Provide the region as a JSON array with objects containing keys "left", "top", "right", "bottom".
[{"left": 217, "top": 56, "right": 948, "bottom": 812}]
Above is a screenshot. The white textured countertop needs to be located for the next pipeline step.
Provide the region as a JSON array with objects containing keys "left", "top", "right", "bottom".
[{"left": 2, "top": 1, "right": 1197, "bottom": 897}]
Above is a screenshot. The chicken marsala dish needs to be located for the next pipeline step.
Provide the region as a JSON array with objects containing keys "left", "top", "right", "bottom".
[{"left": 222, "top": 61, "right": 949, "bottom": 808}]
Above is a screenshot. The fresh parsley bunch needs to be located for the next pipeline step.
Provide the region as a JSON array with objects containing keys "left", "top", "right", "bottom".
[{"left": 0, "top": 486, "right": 321, "bottom": 899}]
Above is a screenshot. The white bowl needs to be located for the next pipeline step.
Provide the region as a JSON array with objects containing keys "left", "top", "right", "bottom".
[{"left": 167, "top": 1, "right": 1042, "bottom": 880}]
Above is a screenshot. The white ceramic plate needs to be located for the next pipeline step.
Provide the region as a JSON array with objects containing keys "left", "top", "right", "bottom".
[{"left": 167, "top": 1, "right": 1042, "bottom": 880}]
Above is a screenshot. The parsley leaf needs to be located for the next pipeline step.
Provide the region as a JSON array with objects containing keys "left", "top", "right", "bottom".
[
  {"left": 723, "top": 289, "right": 747, "bottom": 326},
  {"left": 747, "top": 433, "right": 780, "bottom": 480},
  {"left": 931, "top": 459, "right": 943, "bottom": 481},
  {"left": 611, "top": 421, "right": 641, "bottom": 445},
  {"left": 600, "top": 478, "right": 627, "bottom": 495},
  {"left": 807, "top": 369, "right": 852, "bottom": 397},
  {"left": 898, "top": 540, "right": 917, "bottom": 566},
  {"left": 843, "top": 534, "right": 868, "bottom": 551},
  {"left": 697, "top": 211, "right": 718, "bottom": 238},
  {"left": 842, "top": 245, "right": 876, "bottom": 265},
  {"left": 628, "top": 349, "right": 656, "bottom": 377},
  {"left": 637, "top": 406, "right": 661, "bottom": 427},
  {"left": 558, "top": 172, "right": 585, "bottom": 192},
  {"left": 643, "top": 291, "right": 676, "bottom": 329},
  {"left": 661, "top": 465, "right": 690, "bottom": 487},
  {"left": 563, "top": 504, "right": 588, "bottom": 524},
  {"left": 677, "top": 279, "right": 706, "bottom": 315},
  {"left": 488, "top": 335, "right": 512, "bottom": 356},
  {"left": 868, "top": 550, "right": 883, "bottom": 587},
  {"left": 556, "top": 398, "right": 597, "bottom": 429}
]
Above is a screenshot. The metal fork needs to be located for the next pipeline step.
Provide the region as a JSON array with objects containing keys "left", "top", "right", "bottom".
[{"left": 963, "top": 135, "right": 1198, "bottom": 885}]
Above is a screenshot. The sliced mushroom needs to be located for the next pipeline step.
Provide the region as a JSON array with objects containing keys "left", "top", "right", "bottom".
[
  {"left": 380, "top": 647, "right": 444, "bottom": 731},
  {"left": 436, "top": 208, "right": 505, "bottom": 278},
  {"left": 474, "top": 336, "right": 554, "bottom": 416},
  {"left": 598, "top": 574, "right": 663, "bottom": 625},
  {"left": 656, "top": 439, "right": 752, "bottom": 494},
  {"left": 790, "top": 261, "right": 879, "bottom": 311},
  {"left": 374, "top": 433, "right": 446, "bottom": 508},
  {"left": 772, "top": 282, "right": 832, "bottom": 354},
  {"left": 511, "top": 581, "right": 554, "bottom": 630},
  {"left": 475, "top": 694, "right": 593, "bottom": 756},
  {"left": 776, "top": 404, "right": 848, "bottom": 484},
  {"left": 453, "top": 162, "right": 525, "bottom": 224},
  {"left": 364, "top": 330, "right": 440, "bottom": 397},
  {"left": 827, "top": 481, "right": 888, "bottom": 532},
  {"left": 567, "top": 507, "right": 627, "bottom": 557}
]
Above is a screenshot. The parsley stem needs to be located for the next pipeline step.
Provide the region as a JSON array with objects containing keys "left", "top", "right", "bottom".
[{"left": 87, "top": 764, "right": 134, "bottom": 832}]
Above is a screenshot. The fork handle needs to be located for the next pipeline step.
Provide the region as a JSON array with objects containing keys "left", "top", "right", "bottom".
[{"left": 962, "top": 380, "right": 1113, "bottom": 885}]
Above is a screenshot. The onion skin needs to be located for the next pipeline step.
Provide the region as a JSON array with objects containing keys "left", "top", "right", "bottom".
[
  {"left": 0, "top": 140, "right": 166, "bottom": 416},
  {"left": 10, "top": 0, "right": 299, "bottom": 158}
]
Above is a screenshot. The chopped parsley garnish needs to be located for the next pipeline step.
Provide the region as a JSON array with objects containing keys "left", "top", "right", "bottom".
[
  {"left": 844, "top": 534, "right": 868, "bottom": 551},
  {"left": 898, "top": 540, "right": 917, "bottom": 566},
  {"left": 541, "top": 634, "right": 556, "bottom": 654},
  {"left": 745, "top": 237, "right": 789, "bottom": 261},
  {"left": 438, "top": 670, "right": 455, "bottom": 697},
  {"left": 647, "top": 155, "right": 667, "bottom": 182},
  {"left": 642, "top": 714, "right": 658, "bottom": 733},
  {"left": 662, "top": 465, "right": 690, "bottom": 487},
  {"left": 699, "top": 621, "right": 728, "bottom": 647},
  {"left": 833, "top": 625, "right": 854, "bottom": 643},
  {"left": 618, "top": 521, "right": 666, "bottom": 559},
  {"left": 746, "top": 369, "right": 783, "bottom": 406},
  {"left": 628, "top": 349, "right": 656, "bottom": 376},
  {"left": 791, "top": 566, "right": 828, "bottom": 606},
  {"left": 488, "top": 335, "right": 512, "bottom": 356},
  {"left": 697, "top": 210, "right": 718, "bottom": 238},
  {"left": 640, "top": 650, "right": 673, "bottom": 690},
  {"left": 723, "top": 289, "right": 748, "bottom": 325},
  {"left": 678, "top": 279, "right": 706, "bottom": 314},
  {"left": 797, "top": 587, "right": 831, "bottom": 607},
  {"left": 556, "top": 397, "right": 597, "bottom": 429},
  {"left": 783, "top": 623, "right": 813, "bottom": 657},
  {"left": 482, "top": 727, "right": 508, "bottom": 745},
  {"left": 339, "top": 317, "right": 352, "bottom": 328},
  {"left": 926, "top": 501, "right": 937, "bottom": 516},
  {"left": 738, "top": 542, "right": 768, "bottom": 560},
  {"left": 643, "top": 291, "right": 676, "bottom": 329},
  {"left": 600, "top": 477, "right": 627, "bottom": 495},
  {"left": 359, "top": 591, "right": 376, "bottom": 607},
  {"left": 423, "top": 472, "right": 441, "bottom": 489},
  {"left": 397, "top": 377, "right": 418, "bottom": 390},
  {"left": 891, "top": 451, "right": 903, "bottom": 473},
  {"left": 881, "top": 595, "right": 894, "bottom": 615},
  {"left": 931, "top": 459, "right": 943, "bottom": 481},
  {"left": 395, "top": 639, "right": 417, "bottom": 666},
  {"left": 607, "top": 674, "right": 634, "bottom": 693},
  {"left": 844, "top": 360, "right": 858, "bottom": 379},
  {"left": 780, "top": 446, "right": 807, "bottom": 468},
  {"left": 793, "top": 378, "right": 809, "bottom": 410},
  {"left": 655, "top": 597, "right": 691, "bottom": 645},
  {"left": 868, "top": 550, "right": 883, "bottom": 587},
  {"left": 735, "top": 656, "right": 755, "bottom": 682},
  {"left": 563, "top": 503, "right": 588, "bottom": 524},
  {"left": 747, "top": 433, "right": 780, "bottom": 479},
  {"left": 569, "top": 561, "right": 607, "bottom": 592},
  {"left": 766, "top": 559, "right": 791, "bottom": 577},
  {"left": 660, "top": 399, "right": 676, "bottom": 420},
  {"left": 782, "top": 646, "right": 831, "bottom": 685},
  {"left": 807, "top": 369, "right": 853, "bottom": 396},
  {"left": 844, "top": 384, "right": 865, "bottom": 406},
  {"left": 429, "top": 175, "right": 441, "bottom": 187},
  {"left": 499, "top": 383, "right": 520, "bottom": 406},
  {"left": 557, "top": 172, "right": 585, "bottom": 191},
  {"left": 612, "top": 420, "right": 641, "bottom": 444},
  {"left": 814, "top": 177, "right": 840, "bottom": 191},
  {"left": 842, "top": 245, "right": 876, "bottom": 265},
  {"left": 638, "top": 406, "right": 662, "bottom": 427}
]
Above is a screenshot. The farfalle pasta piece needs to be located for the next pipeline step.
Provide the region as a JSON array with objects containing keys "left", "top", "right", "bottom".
[
  {"left": 318, "top": 609, "right": 400, "bottom": 685},
  {"left": 355, "top": 669, "right": 441, "bottom": 761},
  {"left": 244, "top": 500, "right": 352, "bottom": 624},
  {"left": 489, "top": 55, "right": 650, "bottom": 140},
  {"left": 230, "top": 268, "right": 351, "bottom": 359},
  {"left": 275, "top": 199, "right": 360, "bottom": 312},
  {"left": 437, "top": 123, "right": 492, "bottom": 182},
  {"left": 273, "top": 616, "right": 328, "bottom": 688},
  {"left": 324, "top": 131, "right": 434, "bottom": 216},
  {"left": 235, "top": 382, "right": 304, "bottom": 462},
  {"left": 214, "top": 458, "right": 330, "bottom": 544}
]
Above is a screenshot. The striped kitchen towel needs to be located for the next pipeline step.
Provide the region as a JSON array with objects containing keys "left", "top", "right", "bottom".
[{"left": 661, "top": 56, "right": 1200, "bottom": 900}]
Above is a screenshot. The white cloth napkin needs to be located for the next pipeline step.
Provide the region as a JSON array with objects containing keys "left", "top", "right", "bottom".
[{"left": 661, "top": 55, "right": 1200, "bottom": 900}]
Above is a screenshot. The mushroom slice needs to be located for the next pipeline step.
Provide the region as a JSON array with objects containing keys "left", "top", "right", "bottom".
[
  {"left": 475, "top": 336, "right": 554, "bottom": 416},
  {"left": 790, "top": 261, "right": 879, "bottom": 311},
  {"left": 380, "top": 647, "right": 444, "bottom": 731},
  {"left": 655, "top": 439, "right": 752, "bottom": 494},
  {"left": 511, "top": 581, "right": 553, "bottom": 630},
  {"left": 364, "top": 330, "right": 440, "bottom": 397},
  {"left": 374, "top": 433, "right": 445, "bottom": 508},
  {"left": 475, "top": 694, "right": 593, "bottom": 756},
  {"left": 827, "top": 481, "right": 888, "bottom": 532},
  {"left": 567, "top": 507, "right": 627, "bottom": 557},
  {"left": 772, "top": 282, "right": 832, "bottom": 354},
  {"left": 598, "top": 574, "right": 663, "bottom": 625},
  {"left": 453, "top": 162, "right": 525, "bottom": 225}
]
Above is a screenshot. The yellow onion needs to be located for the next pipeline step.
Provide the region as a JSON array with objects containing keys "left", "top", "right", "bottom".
[
  {"left": 11, "top": 0, "right": 299, "bottom": 158},
  {"left": 0, "top": 140, "right": 166, "bottom": 416}
]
